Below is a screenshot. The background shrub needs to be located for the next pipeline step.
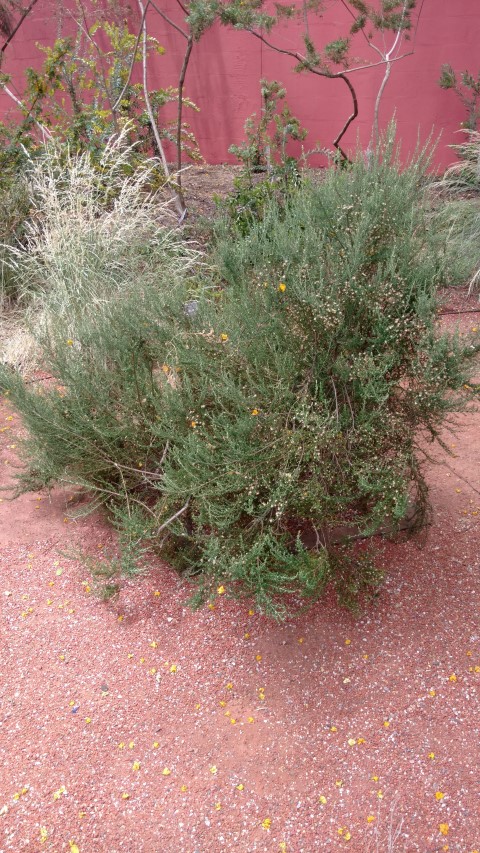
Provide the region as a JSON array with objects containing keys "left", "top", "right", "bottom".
[{"left": 0, "top": 133, "right": 474, "bottom": 618}]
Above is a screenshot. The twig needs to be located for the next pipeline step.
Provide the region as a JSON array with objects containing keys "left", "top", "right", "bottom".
[
  {"left": 0, "top": 0, "right": 39, "bottom": 57},
  {"left": 149, "top": 0, "right": 188, "bottom": 39},
  {"left": 137, "top": 0, "right": 185, "bottom": 217},
  {"left": 372, "top": 0, "right": 409, "bottom": 144},
  {"left": 157, "top": 499, "right": 190, "bottom": 533},
  {"left": 111, "top": 0, "right": 150, "bottom": 112},
  {"left": 1, "top": 84, "right": 53, "bottom": 139},
  {"left": 333, "top": 72, "right": 358, "bottom": 159}
]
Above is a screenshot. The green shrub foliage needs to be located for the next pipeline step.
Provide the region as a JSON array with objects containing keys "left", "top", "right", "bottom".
[{"left": 1, "top": 137, "right": 473, "bottom": 617}]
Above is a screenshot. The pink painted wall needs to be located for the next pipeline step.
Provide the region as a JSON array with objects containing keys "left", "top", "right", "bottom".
[{"left": 1, "top": 0, "right": 478, "bottom": 169}]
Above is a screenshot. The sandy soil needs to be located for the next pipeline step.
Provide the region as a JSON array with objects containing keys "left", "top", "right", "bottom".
[{"left": 0, "top": 292, "right": 479, "bottom": 853}]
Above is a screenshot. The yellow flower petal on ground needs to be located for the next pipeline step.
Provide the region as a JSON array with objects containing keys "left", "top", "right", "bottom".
[
  {"left": 248, "top": 609, "right": 255, "bottom": 616},
  {"left": 236, "top": 783, "right": 244, "bottom": 791},
  {"left": 153, "top": 590, "right": 161, "bottom": 597},
  {"left": 330, "top": 725, "right": 337, "bottom": 732},
  {"left": 435, "top": 791, "right": 445, "bottom": 800},
  {"left": 255, "top": 654, "right": 262, "bottom": 662},
  {"left": 279, "top": 844, "right": 287, "bottom": 853},
  {"left": 162, "top": 768, "right": 171, "bottom": 776},
  {"left": 262, "top": 818, "right": 271, "bottom": 830},
  {"left": 180, "top": 785, "right": 187, "bottom": 792},
  {"left": 210, "top": 766, "right": 217, "bottom": 774},
  {"left": 39, "top": 827, "right": 48, "bottom": 844},
  {"left": 377, "top": 790, "right": 384, "bottom": 799},
  {"left": 244, "top": 632, "right": 250, "bottom": 639},
  {"left": 169, "top": 664, "right": 177, "bottom": 673},
  {"left": 132, "top": 761, "right": 141, "bottom": 771},
  {"left": 215, "top": 802, "right": 222, "bottom": 810},
  {"left": 217, "top": 586, "right": 225, "bottom": 595},
  {"left": 318, "top": 795, "right": 327, "bottom": 805},
  {"left": 226, "top": 682, "right": 233, "bottom": 690},
  {"left": 69, "top": 843, "right": 80, "bottom": 853},
  {"left": 85, "top": 718, "right": 91, "bottom": 724},
  {"left": 367, "top": 815, "right": 375, "bottom": 823},
  {"left": 448, "top": 673, "right": 457, "bottom": 682},
  {"left": 429, "top": 689, "right": 436, "bottom": 697},
  {"left": 278, "top": 283, "right": 286, "bottom": 292},
  {"left": 153, "top": 742, "right": 159, "bottom": 749},
  {"left": 220, "top": 333, "right": 228, "bottom": 342},
  {"left": 247, "top": 716, "right": 254, "bottom": 723},
  {"left": 344, "top": 831, "right": 351, "bottom": 841},
  {"left": 345, "top": 639, "right": 351, "bottom": 645},
  {"left": 439, "top": 823, "right": 449, "bottom": 836},
  {"left": 150, "top": 641, "right": 158, "bottom": 648},
  {"left": 128, "top": 741, "right": 135, "bottom": 749},
  {"left": 121, "top": 792, "right": 130, "bottom": 800},
  {"left": 53, "top": 786, "right": 66, "bottom": 801},
  {"left": 383, "top": 720, "right": 390, "bottom": 727},
  {"left": 251, "top": 409, "right": 259, "bottom": 416},
  {"left": 428, "top": 752, "right": 435, "bottom": 759},
  {"left": 347, "top": 738, "right": 356, "bottom": 746},
  {"left": 357, "top": 737, "right": 366, "bottom": 744}
]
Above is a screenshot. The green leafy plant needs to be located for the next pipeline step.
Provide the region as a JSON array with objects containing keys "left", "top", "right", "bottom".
[
  {"left": 0, "top": 130, "right": 475, "bottom": 618},
  {"left": 229, "top": 79, "right": 307, "bottom": 175},
  {"left": 439, "top": 64, "right": 480, "bottom": 131},
  {"left": 222, "top": 79, "right": 318, "bottom": 235},
  {"left": 0, "top": 13, "right": 203, "bottom": 216}
]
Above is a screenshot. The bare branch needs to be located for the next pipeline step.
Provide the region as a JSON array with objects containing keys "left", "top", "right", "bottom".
[
  {"left": 137, "top": 0, "right": 186, "bottom": 217},
  {"left": 1, "top": 83, "right": 53, "bottom": 139},
  {"left": 341, "top": 51, "right": 413, "bottom": 76},
  {"left": 333, "top": 72, "right": 358, "bottom": 160},
  {"left": 111, "top": 0, "right": 150, "bottom": 112},
  {"left": 157, "top": 499, "right": 190, "bottom": 534},
  {"left": 176, "top": 35, "right": 193, "bottom": 180},
  {"left": 149, "top": 0, "right": 188, "bottom": 39},
  {"left": 1, "top": 0, "right": 39, "bottom": 57},
  {"left": 173, "top": 0, "right": 188, "bottom": 15}
]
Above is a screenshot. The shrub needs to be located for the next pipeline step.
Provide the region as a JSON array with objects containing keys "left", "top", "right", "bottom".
[{"left": 0, "top": 133, "right": 474, "bottom": 618}]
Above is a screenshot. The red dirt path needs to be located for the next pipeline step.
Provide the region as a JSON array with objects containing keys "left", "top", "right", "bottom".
[{"left": 0, "top": 303, "right": 479, "bottom": 853}]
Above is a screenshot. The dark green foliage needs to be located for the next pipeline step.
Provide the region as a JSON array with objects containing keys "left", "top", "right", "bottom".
[
  {"left": 439, "top": 64, "right": 480, "bottom": 131},
  {"left": 1, "top": 137, "right": 473, "bottom": 618}
]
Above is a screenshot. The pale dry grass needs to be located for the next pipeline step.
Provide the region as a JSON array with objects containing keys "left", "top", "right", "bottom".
[{"left": 1, "top": 126, "right": 201, "bottom": 371}]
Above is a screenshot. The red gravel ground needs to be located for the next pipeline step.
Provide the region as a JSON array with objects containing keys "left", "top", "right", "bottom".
[{"left": 0, "top": 299, "right": 479, "bottom": 853}]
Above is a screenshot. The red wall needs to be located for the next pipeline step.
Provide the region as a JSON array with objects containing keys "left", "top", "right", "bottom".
[{"left": 1, "top": 0, "right": 478, "bottom": 169}]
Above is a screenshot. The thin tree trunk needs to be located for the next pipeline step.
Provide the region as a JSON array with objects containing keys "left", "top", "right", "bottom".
[
  {"left": 372, "top": 59, "right": 392, "bottom": 145},
  {"left": 176, "top": 35, "right": 193, "bottom": 184},
  {"left": 137, "top": 0, "right": 186, "bottom": 218},
  {"left": 333, "top": 73, "right": 358, "bottom": 162}
]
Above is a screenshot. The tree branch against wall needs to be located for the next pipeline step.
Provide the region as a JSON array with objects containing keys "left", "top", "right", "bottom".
[{"left": 219, "top": 0, "right": 425, "bottom": 159}]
